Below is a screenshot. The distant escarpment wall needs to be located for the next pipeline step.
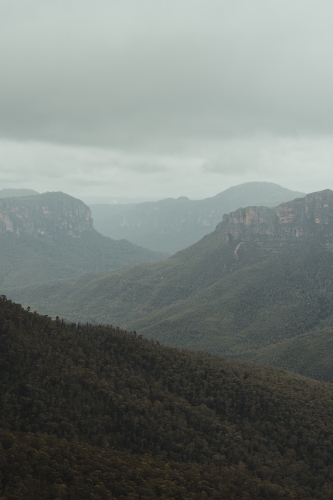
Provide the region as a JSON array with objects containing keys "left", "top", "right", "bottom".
[
  {"left": 219, "top": 190, "right": 333, "bottom": 244},
  {"left": 0, "top": 192, "right": 93, "bottom": 237}
]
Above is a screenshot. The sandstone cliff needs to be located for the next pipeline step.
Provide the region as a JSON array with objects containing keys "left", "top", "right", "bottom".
[
  {"left": 0, "top": 192, "right": 93, "bottom": 237},
  {"left": 219, "top": 189, "right": 333, "bottom": 245},
  {"left": 91, "top": 182, "right": 305, "bottom": 254}
]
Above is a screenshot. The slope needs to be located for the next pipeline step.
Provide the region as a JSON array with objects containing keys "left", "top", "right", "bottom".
[
  {"left": 0, "top": 429, "right": 268, "bottom": 499},
  {"left": 12, "top": 237, "right": 333, "bottom": 357},
  {"left": 91, "top": 181, "right": 305, "bottom": 254},
  {"left": 251, "top": 326, "right": 333, "bottom": 382},
  {"left": 2, "top": 296, "right": 333, "bottom": 497},
  {"left": 8, "top": 190, "right": 333, "bottom": 368},
  {"left": 0, "top": 191, "right": 167, "bottom": 289},
  {"left": 0, "top": 230, "right": 167, "bottom": 289}
]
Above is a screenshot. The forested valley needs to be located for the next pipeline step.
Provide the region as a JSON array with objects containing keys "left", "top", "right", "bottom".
[
  {"left": 8, "top": 189, "right": 333, "bottom": 383},
  {"left": 3, "top": 189, "right": 333, "bottom": 498},
  {"left": 3, "top": 0, "right": 333, "bottom": 496}
]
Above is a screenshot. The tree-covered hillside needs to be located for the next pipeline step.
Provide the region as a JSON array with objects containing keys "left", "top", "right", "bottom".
[
  {"left": 2, "top": 296, "right": 333, "bottom": 497},
  {"left": 0, "top": 230, "right": 167, "bottom": 289},
  {"left": 251, "top": 326, "right": 333, "bottom": 382},
  {"left": 10, "top": 237, "right": 333, "bottom": 360},
  {"left": 91, "top": 182, "right": 304, "bottom": 254},
  {"left": 0, "top": 429, "right": 268, "bottom": 499},
  {"left": 0, "top": 191, "right": 167, "bottom": 289},
  {"left": 8, "top": 190, "right": 333, "bottom": 382}
]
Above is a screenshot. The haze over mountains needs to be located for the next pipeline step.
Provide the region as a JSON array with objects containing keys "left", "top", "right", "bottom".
[
  {"left": 3, "top": 183, "right": 333, "bottom": 384},
  {"left": 8, "top": 187, "right": 333, "bottom": 383},
  {"left": 4, "top": 1, "right": 333, "bottom": 495},
  {"left": 4, "top": 183, "right": 333, "bottom": 497},
  {"left": 0, "top": 182, "right": 302, "bottom": 290},
  {"left": 0, "top": 191, "right": 166, "bottom": 288},
  {"left": 91, "top": 182, "right": 305, "bottom": 254},
  {"left": 0, "top": 188, "right": 39, "bottom": 198}
]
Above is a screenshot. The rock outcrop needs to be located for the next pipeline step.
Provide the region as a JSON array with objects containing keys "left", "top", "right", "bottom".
[
  {"left": 0, "top": 192, "right": 93, "bottom": 237},
  {"left": 91, "top": 182, "right": 305, "bottom": 254},
  {"left": 219, "top": 190, "right": 333, "bottom": 245}
]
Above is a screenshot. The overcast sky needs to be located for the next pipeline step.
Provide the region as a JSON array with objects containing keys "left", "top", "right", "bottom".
[{"left": 1, "top": 0, "right": 333, "bottom": 200}]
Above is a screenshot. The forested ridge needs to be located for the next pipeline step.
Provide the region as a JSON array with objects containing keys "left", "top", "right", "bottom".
[
  {"left": 92, "top": 181, "right": 304, "bottom": 254},
  {"left": 0, "top": 230, "right": 167, "bottom": 290},
  {"left": 9, "top": 192, "right": 333, "bottom": 382},
  {"left": 2, "top": 297, "right": 333, "bottom": 498},
  {"left": 0, "top": 191, "right": 167, "bottom": 290},
  {"left": 252, "top": 325, "right": 333, "bottom": 382}
]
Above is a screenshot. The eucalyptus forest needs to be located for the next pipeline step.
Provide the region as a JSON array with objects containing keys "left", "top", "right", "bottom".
[{"left": 2, "top": 187, "right": 333, "bottom": 498}]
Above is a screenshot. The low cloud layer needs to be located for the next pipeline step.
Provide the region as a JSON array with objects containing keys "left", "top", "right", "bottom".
[
  {"left": 1, "top": 136, "right": 332, "bottom": 199},
  {"left": 1, "top": 1, "right": 333, "bottom": 198}
]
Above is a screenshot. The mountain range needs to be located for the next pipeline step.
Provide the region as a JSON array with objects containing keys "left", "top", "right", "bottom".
[
  {"left": 7, "top": 189, "right": 333, "bottom": 383},
  {"left": 0, "top": 191, "right": 167, "bottom": 288},
  {"left": 91, "top": 181, "right": 305, "bottom": 254},
  {"left": 3, "top": 184, "right": 333, "bottom": 497}
]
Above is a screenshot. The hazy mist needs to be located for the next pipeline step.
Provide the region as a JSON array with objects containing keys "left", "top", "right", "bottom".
[{"left": 1, "top": 0, "right": 333, "bottom": 199}]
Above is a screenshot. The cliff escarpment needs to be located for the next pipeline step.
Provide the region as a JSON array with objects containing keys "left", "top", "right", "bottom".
[
  {"left": 0, "top": 192, "right": 93, "bottom": 237},
  {"left": 91, "top": 182, "right": 305, "bottom": 254},
  {"left": 0, "top": 191, "right": 167, "bottom": 289},
  {"left": 219, "top": 189, "right": 333, "bottom": 245},
  {"left": 10, "top": 189, "right": 333, "bottom": 371}
]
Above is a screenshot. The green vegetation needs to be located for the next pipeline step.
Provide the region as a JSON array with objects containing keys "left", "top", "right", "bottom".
[
  {"left": 0, "top": 230, "right": 167, "bottom": 289},
  {"left": 3, "top": 296, "right": 333, "bottom": 497},
  {"left": 0, "top": 429, "right": 270, "bottom": 499},
  {"left": 0, "top": 190, "right": 167, "bottom": 289},
  {"left": 9, "top": 230, "right": 333, "bottom": 379},
  {"left": 6, "top": 189, "right": 333, "bottom": 384},
  {"left": 252, "top": 326, "right": 333, "bottom": 382},
  {"left": 91, "top": 181, "right": 304, "bottom": 254}
]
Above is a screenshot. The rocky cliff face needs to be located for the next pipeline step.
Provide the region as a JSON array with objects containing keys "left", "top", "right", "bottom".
[
  {"left": 219, "top": 190, "right": 333, "bottom": 246},
  {"left": 0, "top": 192, "right": 93, "bottom": 237},
  {"left": 91, "top": 182, "right": 305, "bottom": 254}
]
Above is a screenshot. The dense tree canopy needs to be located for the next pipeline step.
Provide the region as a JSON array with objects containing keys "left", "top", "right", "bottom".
[{"left": 2, "top": 296, "right": 333, "bottom": 497}]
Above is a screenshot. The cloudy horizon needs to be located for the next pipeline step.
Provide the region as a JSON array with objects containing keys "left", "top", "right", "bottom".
[{"left": 1, "top": 0, "right": 333, "bottom": 200}]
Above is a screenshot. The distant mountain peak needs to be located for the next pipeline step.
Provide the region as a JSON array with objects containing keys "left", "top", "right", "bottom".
[
  {"left": 91, "top": 181, "right": 306, "bottom": 254},
  {"left": 213, "top": 181, "right": 304, "bottom": 201}
]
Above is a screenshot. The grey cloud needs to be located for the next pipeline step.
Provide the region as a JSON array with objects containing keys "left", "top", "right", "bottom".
[
  {"left": 1, "top": 134, "right": 332, "bottom": 200},
  {"left": 1, "top": 1, "right": 333, "bottom": 200},
  {"left": 2, "top": 0, "right": 333, "bottom": 154}
]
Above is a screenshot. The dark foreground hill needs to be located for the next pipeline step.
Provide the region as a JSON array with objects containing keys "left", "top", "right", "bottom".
[
  {"left": 2, "top": 296, "right": 333, "bottom": 498},
  {"left": 91, "top": 181, "right": 304, "bottom": 254},
  {"left": 0, "top": 191, "right": 166, "bottom": 289},
  {"left": 9, "top": 189, "right": 333, "bottom": 382}
]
